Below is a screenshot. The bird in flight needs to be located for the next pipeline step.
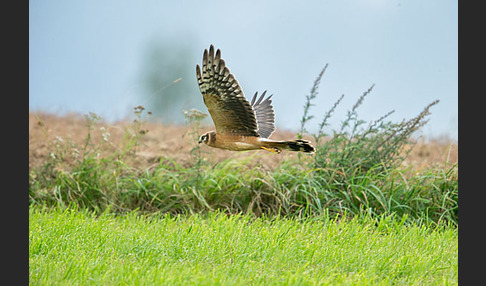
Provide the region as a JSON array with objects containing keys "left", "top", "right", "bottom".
[{"left": 196, "top": 45, "right": 315, "bottom": 154}]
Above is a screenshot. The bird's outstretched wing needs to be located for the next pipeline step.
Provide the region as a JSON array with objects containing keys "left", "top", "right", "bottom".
[
  {"left": 196, "top": 45, "right": 259, "bottom": 137},
  {"left": 250, "top": 91, "right": 275, "bottom": 138}
]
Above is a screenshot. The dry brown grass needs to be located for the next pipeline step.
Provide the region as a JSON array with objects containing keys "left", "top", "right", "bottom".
[{"left": 29, "top": 112, "right": 457, "bottom": 171}]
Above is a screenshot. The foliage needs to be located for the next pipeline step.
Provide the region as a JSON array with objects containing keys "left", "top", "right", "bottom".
[
  {"left": 29, "top": 67, "right": 457, "bottom": 227},
  {"left": 138, "top": 39, "right": 204, "bottom": 123}
]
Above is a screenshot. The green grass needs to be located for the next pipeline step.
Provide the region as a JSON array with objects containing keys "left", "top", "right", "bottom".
[
  {"left": 29, "top": 67, "right": 458, "bottom": 284},
  {"left": 29, "top": 149, "right": 457, "bottom": 226},
  {"left": 29, "top": 67, "right": 457, "bottom": 226},
  {"left": 29, "top": 206, "right": 457, "bottom": 285}
]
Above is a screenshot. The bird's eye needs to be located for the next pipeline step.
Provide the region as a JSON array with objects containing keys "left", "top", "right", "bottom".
[{"left": 199, "top": 135, "right": 207, "bottom": 143}]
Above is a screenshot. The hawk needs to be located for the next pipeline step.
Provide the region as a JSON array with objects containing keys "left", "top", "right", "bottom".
[{"left": 196, "top": 45, "right": 315, "bottom": 154}]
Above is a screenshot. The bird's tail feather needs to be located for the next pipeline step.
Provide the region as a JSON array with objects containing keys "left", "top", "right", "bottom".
[{"left": 261, "top": 139, "right": 315, "bottom": 154}]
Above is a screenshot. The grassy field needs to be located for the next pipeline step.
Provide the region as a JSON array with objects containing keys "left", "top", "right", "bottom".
[
  {"left": 29, "top": 111, "right": 458, "bottom": 224},
  {"left": 29, "top": 81, "right": 458, "bottom": 284},
  {"left": 30, "top": 206, "right": 457, "bottom": 285}
]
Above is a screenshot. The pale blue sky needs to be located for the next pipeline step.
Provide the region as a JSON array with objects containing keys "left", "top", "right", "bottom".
[{"left": 29, "top": 0, "right": 458, "bottom": 140}]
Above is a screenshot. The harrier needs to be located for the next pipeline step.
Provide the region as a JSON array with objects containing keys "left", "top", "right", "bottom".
[{"left": 196, "top": 45, "right": 315, "bottom": 154}]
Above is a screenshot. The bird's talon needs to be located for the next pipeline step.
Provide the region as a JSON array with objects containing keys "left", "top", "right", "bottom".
[{"left": 262, "top": 147, "right": 281, "bottom": 154}]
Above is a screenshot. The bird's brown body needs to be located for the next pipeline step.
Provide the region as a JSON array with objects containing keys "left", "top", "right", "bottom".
[
  {"left": 196, "top": 45, "right": 315, "bottom": 154},
  {"left": 201, "top": 132, "right": 261, "bottom": 151},
  {"left": 199, "top": 131, "right": 315, "bottom": 154}
]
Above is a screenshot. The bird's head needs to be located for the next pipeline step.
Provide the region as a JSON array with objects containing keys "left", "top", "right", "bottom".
[{"left": 198, "top": 131, "right": 215, "bottom": 145}]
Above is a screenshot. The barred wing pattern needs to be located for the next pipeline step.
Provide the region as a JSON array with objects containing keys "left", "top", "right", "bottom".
[
  {"left": 196, "top": 45, "right": 259, "bottom": 137},
  {"left": 250, "top": 91, "right": 275, "bottom": 138}
]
